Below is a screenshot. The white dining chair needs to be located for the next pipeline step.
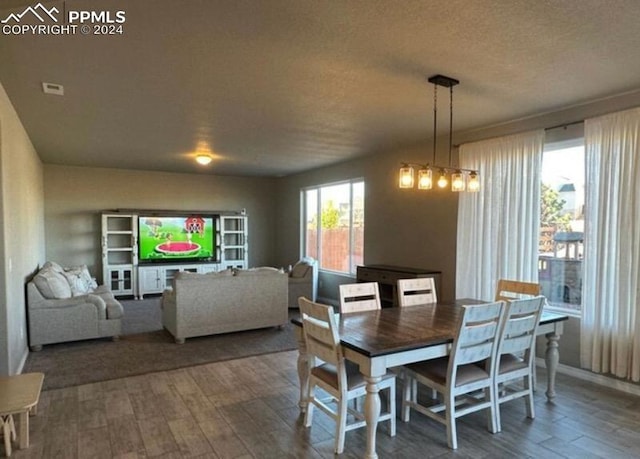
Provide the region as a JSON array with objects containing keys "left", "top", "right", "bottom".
[
  {"left": 401, "top": 301, "right": 505, "bottom": 450},
  {"left": 494, "top": 279, "right": 542, "bottom": 389},
  {"left": 494, "top": 295, "right": 545, "bottom": 432},
  {"left": 338, "top": 281, "right": 402, "bottom": 406},
  {"left": 397, "top": 277, "right": 437, "bottom": 307},
  {"left": 339, "top": 282, "right": 381, "bottom": 313},
  {"left": 298, "top": 296, "right": 396, "bottom": 454},
  {"left": 397, "top": 277, "right": 439, "bottom": 396}
]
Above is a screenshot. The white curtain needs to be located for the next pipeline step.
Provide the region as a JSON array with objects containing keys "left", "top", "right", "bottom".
[
  {"left": 582, "top": 107, "right": 640, "bottom": 381},
  {"left": 456, "top": 130, "right": 545, "bottom": 301}
]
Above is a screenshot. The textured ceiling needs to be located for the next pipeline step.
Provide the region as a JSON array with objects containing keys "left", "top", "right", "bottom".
[{"left": 2, "top": 0, "right": 640, "bottom": 177}]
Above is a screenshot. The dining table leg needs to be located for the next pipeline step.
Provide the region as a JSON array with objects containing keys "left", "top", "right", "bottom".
[
  {"left": 544, "top": 331, "right": 560, "bottom": 401},
  {"left": 364, "top": 375, "right": 381, "bottom": 459},
  {"left": 294, "top": 326, "right": 310, "bottom": 412}
]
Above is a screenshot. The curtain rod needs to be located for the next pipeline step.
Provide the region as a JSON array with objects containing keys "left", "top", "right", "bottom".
[
  {"left": 544, "top": 120, "right": 584, "bottom": 131},
  {"left": 454, "top": 119, "right": 585, "bottom": 148}
]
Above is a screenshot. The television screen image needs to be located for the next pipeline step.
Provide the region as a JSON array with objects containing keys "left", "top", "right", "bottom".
[{"left": 138, "top": 215, "right": 217, "bottom": 263}]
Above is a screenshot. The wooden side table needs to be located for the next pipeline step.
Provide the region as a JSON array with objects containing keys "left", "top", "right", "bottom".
[{"left": 0, "top": 372, "right": 44, "bottom": 456}]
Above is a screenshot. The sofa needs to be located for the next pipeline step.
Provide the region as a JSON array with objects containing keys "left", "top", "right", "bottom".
[
  {"left": 26, "top": 261, "right": 124, "bottom": 351},
  {"left": 161, "top": 267, "right": 288, "bottom": 344},
  {"left": 288, "top": 257, "right": 318, "bottom": 308}
]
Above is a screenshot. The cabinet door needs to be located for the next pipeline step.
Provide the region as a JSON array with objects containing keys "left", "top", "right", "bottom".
[
  {"left": 108, "top": 267, "right": 134, "bottom": 295},
  {"left": 138, "top": 267, "right": 163, "bottom": 297}
]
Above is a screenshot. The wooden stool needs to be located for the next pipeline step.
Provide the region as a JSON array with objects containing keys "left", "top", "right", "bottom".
[{"left": 0, "top": 373, "right": 44, "bottom": 457}]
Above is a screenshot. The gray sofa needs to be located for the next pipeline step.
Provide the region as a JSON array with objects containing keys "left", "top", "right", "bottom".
[
  {"left": 161, "top": 267, "right": 288, "bottom": 343},
  {"left": 26, "top": 262, "right": 123, "bottom": 351}
]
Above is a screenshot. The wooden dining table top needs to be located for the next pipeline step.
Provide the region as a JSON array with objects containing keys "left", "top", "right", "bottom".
[{"left": 291, "top": 299, "right": 569, "bottom": 358}]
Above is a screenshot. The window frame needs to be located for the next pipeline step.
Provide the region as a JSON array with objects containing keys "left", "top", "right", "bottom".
[{"left": 301, "top": 178, "right": 365, "bottom": 276}]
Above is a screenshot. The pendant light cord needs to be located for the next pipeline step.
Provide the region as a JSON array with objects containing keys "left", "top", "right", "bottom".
[
  {"left": 449, "top": 85, "right": 453, "bottom": 168},
  {"left": 432, "top": 83, "right": 437, "bottom": 165}
]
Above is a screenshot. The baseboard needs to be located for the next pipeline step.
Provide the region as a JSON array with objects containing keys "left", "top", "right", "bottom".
[{"left": 535, "top": 357, "right": 640, "bottom": 397}]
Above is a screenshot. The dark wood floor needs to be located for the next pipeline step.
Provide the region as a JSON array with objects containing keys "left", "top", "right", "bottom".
[{"left": 5, "top": 350, "right": 640, "bottom": 458}]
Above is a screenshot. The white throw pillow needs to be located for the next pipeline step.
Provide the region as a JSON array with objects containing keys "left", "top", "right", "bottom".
[
  {"left": 63, "top": 265, "right": 98, "bottom": 296},
  {"left": 34, "top": 268, "right": 72, "bottom": 299},
  {"left": 42, "top": 260, "right": 64, "bottom": 273}
]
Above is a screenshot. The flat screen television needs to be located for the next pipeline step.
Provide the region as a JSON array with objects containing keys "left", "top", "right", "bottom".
[{"left": 138, "top": 214, "right": 219, "bottom": 263}]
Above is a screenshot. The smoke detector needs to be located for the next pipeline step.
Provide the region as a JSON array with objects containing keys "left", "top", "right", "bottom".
[{"left": 42, "top": 82, "right": 64, "bottom": 96}]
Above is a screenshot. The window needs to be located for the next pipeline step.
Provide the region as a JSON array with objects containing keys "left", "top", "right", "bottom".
[
  {"left": 302, "top": 180, "right": 364, "bottom": 275},
  {"left": 539, "top": 139, "right": 585, "bottom": 312}
]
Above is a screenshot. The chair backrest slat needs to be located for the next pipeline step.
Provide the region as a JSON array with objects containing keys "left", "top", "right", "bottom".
[
  {"left": 503, "top": 314, "right": 538, "bottom": 338},
  {"left": 397, "top": 278, "right": 437, "bottom": 307},
  {"left": 458, "top": 321, "right": 500, "bottom": 347},
  {"left": 303, "top": 319, "right": 339, "bottom": 364},
  {"left": 339, "top": 282, "right": 381, "bottom": 313},
  {"left": 495, "top": 279, "right": 540, "bottom": 302},
  {"left": 456, "top": 341, "right": 495, "bottom": 366},
  {"left": 500, "top": 334, "right": 534, "bottom": 355}
]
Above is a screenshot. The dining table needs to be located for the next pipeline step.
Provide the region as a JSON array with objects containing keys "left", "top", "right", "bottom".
[{"left": 291, "top": 299, "right": 568, "bottom": 459}]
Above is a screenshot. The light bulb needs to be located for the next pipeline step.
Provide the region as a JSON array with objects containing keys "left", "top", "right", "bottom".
[
  {"left": 437, "top": 169, "right": 448, "bottom": 188},
  {"left": 418, "top": 168, "right": 433, "bottom": 189}
]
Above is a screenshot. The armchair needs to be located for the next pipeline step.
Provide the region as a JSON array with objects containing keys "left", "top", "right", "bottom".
[
  {"left": 288, "top": 257, "right": 318, "bottom": 308},
  {"left": 26, "top": 262, "right": 123, "bottom": 351}
]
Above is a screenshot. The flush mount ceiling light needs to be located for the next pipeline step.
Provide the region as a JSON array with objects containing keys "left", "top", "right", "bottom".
[
  {"left": 195, "top": 154, "right": 212, "bottom": 165},
  {"left": 398, "top": 74, "right": 480, "bottom": 192}
]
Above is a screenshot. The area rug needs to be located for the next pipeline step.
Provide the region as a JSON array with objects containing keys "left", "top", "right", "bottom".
[{"left": 22, "top": 297, "right": 299, "bottom": 390}]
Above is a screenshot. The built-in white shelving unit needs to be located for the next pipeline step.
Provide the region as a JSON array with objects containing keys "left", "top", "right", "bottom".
[
  {"left": 220, "top": 215, "right": 248, "bottom": 270},
  {"left": 101, "top": 213, "right": 138, "bottom": 296}
]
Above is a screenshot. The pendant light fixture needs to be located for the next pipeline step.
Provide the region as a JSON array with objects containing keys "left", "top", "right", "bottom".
[{"left": 398, "top": 74, "right": 479, "bottom": 192}]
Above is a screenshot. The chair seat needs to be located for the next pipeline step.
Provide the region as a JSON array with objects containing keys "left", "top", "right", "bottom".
[
  {"left": 312, "top": 361, "right": 395, "bottom": 391},
  {"left": 498, "top": 353, "right": 527, "bottom": 374},
  {"left": 407, "top": 357, "right": 491, "bottom": 387}
]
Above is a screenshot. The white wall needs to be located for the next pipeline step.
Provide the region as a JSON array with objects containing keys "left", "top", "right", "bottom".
[
  {"left": 0, "top": 82, "right": 45, "bottom": 375},
  {"left": 43, "top": 166, "right": 279, "bottom": 279}
]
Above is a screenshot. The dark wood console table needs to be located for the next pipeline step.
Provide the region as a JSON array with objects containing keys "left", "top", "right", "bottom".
[{"left": 356, "top": 264, "right": 442, "bottom": 308}]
